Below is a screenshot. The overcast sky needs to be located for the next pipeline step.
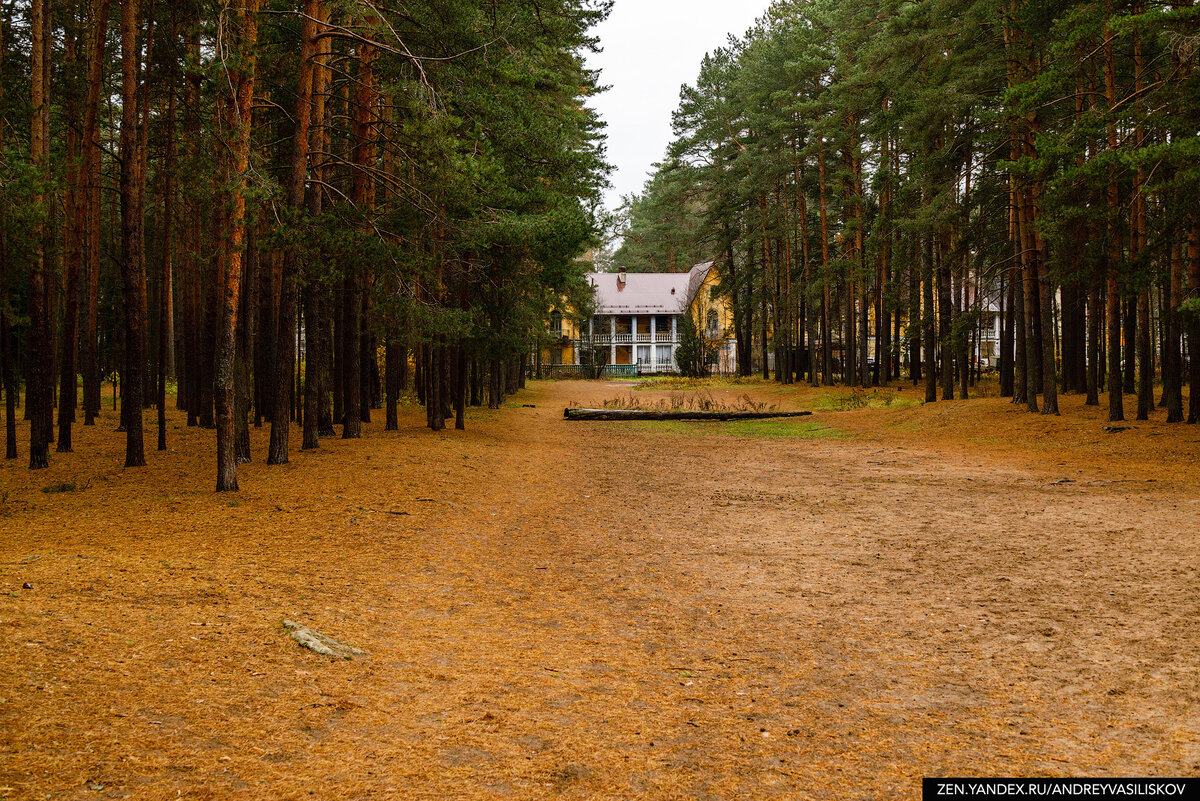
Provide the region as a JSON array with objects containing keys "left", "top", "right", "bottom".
[{"left": 585, "top": 0, "right": 773, "bottom": 214}]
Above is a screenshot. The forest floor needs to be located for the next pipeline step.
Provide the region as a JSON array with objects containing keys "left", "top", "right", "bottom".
[{"left": 1, "top": 378, "right": 1198, "bottom": 800}]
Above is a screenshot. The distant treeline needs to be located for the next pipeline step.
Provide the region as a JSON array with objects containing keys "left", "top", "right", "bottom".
[{"left": 614, "top": 0, "right": 1199, "bottom": 422}]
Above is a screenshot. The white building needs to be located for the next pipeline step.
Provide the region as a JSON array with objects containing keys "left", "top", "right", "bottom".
[{"left": 547, "top": 262, "right": 737, "bottom": 375}]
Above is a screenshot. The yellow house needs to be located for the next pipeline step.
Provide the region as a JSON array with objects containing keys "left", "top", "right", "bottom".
[{"left": 544, "top": 262, "right": 738, "bottom": 376}]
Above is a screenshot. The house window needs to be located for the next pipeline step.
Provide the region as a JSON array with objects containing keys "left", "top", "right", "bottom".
[
  {"left": 550, "top": 312, "right": 562, "bottom": 337},
  {"left": 706, "top": 310, "right": 719, "bottom": 337}
]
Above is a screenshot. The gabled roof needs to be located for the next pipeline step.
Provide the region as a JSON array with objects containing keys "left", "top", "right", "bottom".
[{"left": 586, "top": 261, "right": 713, "bottom": 315}]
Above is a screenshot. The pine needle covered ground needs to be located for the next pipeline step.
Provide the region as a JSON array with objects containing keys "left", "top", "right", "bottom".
[{"left": 1, "top": 380, "right": 1198, "bottom": 799}]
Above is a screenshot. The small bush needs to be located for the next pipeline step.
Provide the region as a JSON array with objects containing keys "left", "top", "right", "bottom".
[
  {"left": 674, "top": 315, "right": 719, "bottom": 378},
  {"left": 832, "top": 388, "right": 870, "bottom": 411},
  {"left": 41, "top": 482, "right": 77, "bottom": 494}
]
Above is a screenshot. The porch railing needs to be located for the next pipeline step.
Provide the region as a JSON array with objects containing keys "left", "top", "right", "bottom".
[
  {"left": 575, "top": 334, "right": 678, "bottom": 345},
  {"left": 531, "top": 362, "right": 677, "bottom": 379},
  {"left": 638, "top": 362, "right": 677, "bottom": 375}
]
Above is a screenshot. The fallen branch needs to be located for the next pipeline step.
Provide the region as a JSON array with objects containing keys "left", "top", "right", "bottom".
[
  {"left": 282, "top": 620, "right": 364, "bottom": 660},
  {"left": 563, "top": 408, "right": 813, "bottom": 422}
]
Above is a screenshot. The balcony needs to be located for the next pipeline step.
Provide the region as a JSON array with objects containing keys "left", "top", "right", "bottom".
[
  {"left": 575, "top": 333, "right": 678, "bottom": 345},
  {"left": 577, "top": 332, "right": 635, "bottom": 343}
]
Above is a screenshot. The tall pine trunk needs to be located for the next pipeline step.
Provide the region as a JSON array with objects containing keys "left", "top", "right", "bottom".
[
  {"left": 158, "top": 79, "right": 176, "bottom": 451},
  {"left": 1017, "top": 186, "right": 1040, "bottom": 413},
  {"left": 937, "top": 234, "right": 953, "bottom": 401},
  {"left": 302, "top": 1, "right": 329, "bottom": 450},
  {"left": 1001, "top": 269, "right": 1015, "bottom": 397},
  {"left": 923, "top": 234, "right": 936, "bottom": 404},
  {"left": 818, "top": 138, "right": 833, "bottom": 386},
  {"left": 909, "top": 239, "right": 921, "bottom": 384},
  {"left": 1102, "top": 16, "right": 1124, "bottom": 422},
  {"left": 1164, "top": 239, "right": 1183, "bottom": 422},
  {"left": 1136, "top": 290, "right": 1152, "bottom": 420},
  {"left": 214, "top": 0, "right": 259, "bottom": 491},
  {"left": 28, "top": 0, "right": 52, "bottom": 469},
  {"left": 268, "top": 0, "right": 318, "bottom": 464},
  {"left": 385, "top": 338, "right": 400, "bottom": 430},
  {"left": 1087, "top": 276, "right": 1101, "bottom": 406},
  {"left": 1025, "top": 124, "right": 1058, "bottom": 416},
  {"left": 1189, "top": 220, "right": 1200, "bottom": 424},
  {"left": 119, "top": 0, "right": 147, "bottom": 467},
  {"left": 58, "top": 26, "right": 81, "bottom": 453},
  {"left": 342, "top": 36, "right": 377, "bottom": 439},
  {"left": 0, "top": 17, "right": 13, "bottom": 460}
]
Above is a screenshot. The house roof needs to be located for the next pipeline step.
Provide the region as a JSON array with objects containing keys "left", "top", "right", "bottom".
[{"left": 586, "top": 262, "right": 713, "bottom": 315}]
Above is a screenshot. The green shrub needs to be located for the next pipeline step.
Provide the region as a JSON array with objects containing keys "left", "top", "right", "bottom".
[{"left": 674, "top": 314, "right": 718, "bottom": 378}]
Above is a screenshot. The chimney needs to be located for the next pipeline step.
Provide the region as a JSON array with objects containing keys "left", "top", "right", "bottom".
[{"left": 617, "top": 268, "right": 627, "bottom": 290}]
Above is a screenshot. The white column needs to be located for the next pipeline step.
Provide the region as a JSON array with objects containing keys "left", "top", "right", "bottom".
[
  {"left": 632, "top": 316, "right": 638, "bottom": 356},
  {"left": 610, "top": 315, "right": 616, "bottom": 366},
  {"left": 671, "top": 316, "right": 679, "bottom": 370},
  {"left": 650, "top": 318, "right": 658, "bottom": 371}
]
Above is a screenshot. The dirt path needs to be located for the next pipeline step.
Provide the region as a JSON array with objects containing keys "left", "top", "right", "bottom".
[{"left": 1, "top": 381, "right": 1198, "bottom": 799}]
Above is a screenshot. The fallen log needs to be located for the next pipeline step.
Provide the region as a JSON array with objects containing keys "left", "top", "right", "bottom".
[{"left": 563, "top": 408, "right": 813, "bottom": 421}]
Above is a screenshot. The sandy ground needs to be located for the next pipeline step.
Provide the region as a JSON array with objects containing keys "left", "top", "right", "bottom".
[{"left": 1, "top": 379, "right": 1198, "bottom": 800}]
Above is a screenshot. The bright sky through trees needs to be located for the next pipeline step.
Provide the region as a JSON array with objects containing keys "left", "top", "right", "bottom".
[{"left": 585, "top": 0, "right": 772, "bottom": 211}]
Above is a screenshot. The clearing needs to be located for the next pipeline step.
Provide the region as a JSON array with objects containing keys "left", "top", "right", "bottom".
[{"left": 1, "top": 379, "right": 1198, "bottom": 799}]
